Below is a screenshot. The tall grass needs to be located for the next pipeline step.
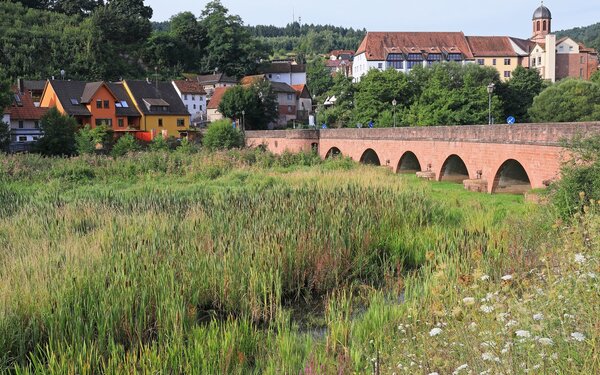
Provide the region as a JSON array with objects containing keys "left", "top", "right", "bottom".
[{"left": 0, "top": 150, "right": 565, "bottom": 373}]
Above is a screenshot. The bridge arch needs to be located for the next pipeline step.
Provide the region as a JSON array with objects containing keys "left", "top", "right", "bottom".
[
  {"left": 360, "top": 148, "right": 381, "bottom": 166},
  {"left": 397, "top": 151, "right": 422, "bottom": 173},
  {"left": 439, "top": 154, "right": 470, "bottom": 183},
  {"left": 325, "top": 147, "right": 342, "bottom": 158},
  {"left": 492, "top": 159, "right": 532, "bottom": 194}
]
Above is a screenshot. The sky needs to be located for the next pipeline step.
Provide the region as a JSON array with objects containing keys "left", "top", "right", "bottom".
[{"left": 145, "top": 0, "right": 599, "bottom": 39}]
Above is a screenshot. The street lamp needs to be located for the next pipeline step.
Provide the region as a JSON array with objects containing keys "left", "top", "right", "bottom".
[
  {"left": 241, "top": 110, "right": 245, "bottom": 132},
  {"left": 392, "top": 98, "right": 397, "bottom": 128},
  {"left": 487, "top": 83, "right": 495, "bottom": 125}
]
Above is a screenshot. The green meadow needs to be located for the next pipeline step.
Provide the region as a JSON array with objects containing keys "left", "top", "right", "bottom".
[{"left": 0, "top": 150, "right": 597, "bottom": 374}]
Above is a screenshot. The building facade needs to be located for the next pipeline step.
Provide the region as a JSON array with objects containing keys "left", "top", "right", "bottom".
[
  {"left": 260, "top": 62, "right": 307, "bottom": 86},
  {"left": 172, "top": 80, "right": 207, "bottom": 126}
]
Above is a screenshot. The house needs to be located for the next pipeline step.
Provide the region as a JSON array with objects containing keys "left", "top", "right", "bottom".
[
  {"left": 8, "top": 84, "right": 48, "bottom": 146},
  {"left": 172, "top": 80, "right": 207, "bottom": 126},
  {"left": 466, "top": 36, "right": 531, "bottom": 80},
  {"left": 185, "top": 73, "right": 237, "bottom": 99},
  {"left": 329, "top": 50, "right": 355, "bottom": 61},
  {"left": 326, "top": 50, "right": 354, "bottom": 77},
  {"left": 259, "top": 62, "right": 307, "bottom": 86},
  {"left": 352, "top": 32, "right": 475, "bottom": 81},
  {"left": 291, "top": 84, "right": 312, "bottom": 121},
  {"left": 555, "top": 37, "right": 599, "bottom": 80},
  {"left": 206, "top": 86, "right": 231, "bottom": 123},
  {"left": 123, "top": 80, "right": 191, "bottom": 138},
  {"left": 39, "top": 80, "right": 142, "bottom": 132}
]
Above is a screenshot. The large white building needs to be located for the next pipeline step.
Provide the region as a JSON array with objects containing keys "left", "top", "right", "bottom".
[
  {"left": 172, "top": 80, "right": 207, "bottom": 126},
  {"left": 260, "top": 62, "right": 307, "bottom": 86}
]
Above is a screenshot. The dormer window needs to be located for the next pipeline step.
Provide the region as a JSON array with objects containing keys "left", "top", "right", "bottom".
[{"left": 143, "top": 98, "right": 170, "bottom": 112}]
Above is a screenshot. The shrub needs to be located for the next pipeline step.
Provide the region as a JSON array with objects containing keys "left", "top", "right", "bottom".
[
  {"left": 176, "top": 138, "right": 197, "bottom": 154},
  {"left": 111, "top": 134, "right": 140, "bottom": 157},
  {"left": 34, "top": 108, "right": 77, "bottom": 156},
  {"left": 552, "top": 135, "right": 600, "bottom": 218},
  {"left": 202, "top": 119, "right": 244, "bottom": 151},
  {"left": 149, "top": 135, "right": 169, "bottom": 151},
  {"left": 75, "top": 125, "right": 111, "bottom": 155},
  {"left": 0, "top": 121, "right": 9, "bottom": 153}
]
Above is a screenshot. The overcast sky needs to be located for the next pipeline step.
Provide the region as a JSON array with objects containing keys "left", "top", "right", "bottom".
[{"left": 145, "top": 1, "right": 599, "bottom": 38}]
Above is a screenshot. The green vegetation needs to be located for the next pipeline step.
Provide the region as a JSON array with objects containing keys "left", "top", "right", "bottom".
[
  {"left": 202, "top": 119, "right": 245, "bottom": 150},
  {"left": 75, "top": 124, "right": 111, "bottom": 155},
  {"left": 34, "top": 107, "right": 77, "bottom": 156},
  {"left": 529, "top": 79, "right": 600, "bottom": 122},
  {"left": 110, "top": 133, "right": 141, "bottom": 157},
  {"left": 1, "top": 147, "right": 598, "bottom": 373},
  {"left": 218, "top": 81, "right": 278, "bottom": 130}
]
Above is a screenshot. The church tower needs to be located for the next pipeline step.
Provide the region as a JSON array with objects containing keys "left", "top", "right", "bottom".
[{"left": 531, "top": 2, "right": 552, "bottom": 43}]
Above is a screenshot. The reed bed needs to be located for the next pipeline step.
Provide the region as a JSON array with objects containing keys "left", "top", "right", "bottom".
[{"left": 0, "top": 150, "right": 556, "bottom": 373}]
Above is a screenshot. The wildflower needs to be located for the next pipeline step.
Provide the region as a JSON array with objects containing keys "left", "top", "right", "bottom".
[
  {"left": 462, "top": 297, "right": 475, "bottom": 305},
  {"left": 563, "top": 314, "right": 575, "bottom": 320},
  {"left": 587, "top": 272, "right": 597, "bottom": 279},
  {"left": 481, "top": 352, "right": 500, "bottom": 362},
  {"left": 533, "top": 313, "right": 544, "bottom": 321},
  {"left": 571, "top": 332, "right": 585, "bottom": 342},
  {"left": 428, "top": 373, "right": 439, "bottom": 375},
  {"left": 469, "top": 322, "right": 478, "bottom": 331},
  {"left": 506, "top": 320, "right": 518, "bottom": 327},
  {"left": 515, "top": 330, "right": 531, "bottom": 338},
  {"left": 480, "top": 275, "right": 490, "bottom": 281},
  {"left": 501, "top": 274, "right": 513, "bottom": 281},
  {"left": 574, "top": 253, "right": 586, "bottom": 264},
  {"left": 538, "top": 337, "right": 554, "bottom": 346},
  {"left": 429, "top": 328, "right": 443, "bottom": 337},
  {"left": 480, "top": 304, "right": 494, "bottom": 313},
  {"left": 453, "top": 364, "right": 469, "bottom": 374}
]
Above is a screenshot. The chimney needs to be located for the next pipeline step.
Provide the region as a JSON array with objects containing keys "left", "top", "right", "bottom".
[{"left": 17, "top": 78, "right": 24, "bottom": 94}]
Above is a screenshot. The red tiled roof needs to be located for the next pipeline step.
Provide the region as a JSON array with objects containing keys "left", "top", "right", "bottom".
[
  {"left": 330, "top": 49, "right": 355, "bottom": 57},
  {"left": 240, "top": 75, "right": 266, "bottom": 86},
  {"left": 466, "top": 36, "right": 520, "bottom": 57},
  {"left": 291, "top": 84, "right": 311, "bottom": 99},
  {"left": 9, "top": 87, "right": 48, "bottom": 121},
  {"left": 207, "top": 87, "right": 230, "bottom": 110},
  {"left": 173, "top": 80, "right": 207, "bottom": 95},
  {"left": 356, "top": 32, "right": 474, "bottom": 60}
]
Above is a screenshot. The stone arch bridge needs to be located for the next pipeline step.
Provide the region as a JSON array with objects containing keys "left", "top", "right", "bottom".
[{"left": 245, "top": 123, "right": 600, "bottom": 194}]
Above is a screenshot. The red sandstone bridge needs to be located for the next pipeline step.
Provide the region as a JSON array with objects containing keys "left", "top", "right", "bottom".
[{"left": 245, "top": 123, "right": 600, "bottom": 194}]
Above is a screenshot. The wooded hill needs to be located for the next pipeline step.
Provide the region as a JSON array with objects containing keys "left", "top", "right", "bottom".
[{"left": 556, "top": 23, "right": 600, "bottom": 52}]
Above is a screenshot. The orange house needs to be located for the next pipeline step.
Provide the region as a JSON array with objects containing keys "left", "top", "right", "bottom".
[{"left": 40, "top": 80, "right": 141, "bottom": 132}]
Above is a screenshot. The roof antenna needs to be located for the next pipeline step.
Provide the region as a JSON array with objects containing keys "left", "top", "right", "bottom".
[
  {"left": 60, "top": 69, "right": 65, "bottom": 80},
  {"left": 154, "top": 67, "right": 159, "bottom": 90}
]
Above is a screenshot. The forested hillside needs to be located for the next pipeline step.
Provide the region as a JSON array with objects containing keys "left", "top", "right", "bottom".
[{"left": 556, "top": 23, "right": 600, "bottom": 51}]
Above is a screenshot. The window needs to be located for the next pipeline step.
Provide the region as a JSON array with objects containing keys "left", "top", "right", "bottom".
[
  {"left": 543, "top": 20, "right": 547, "bottom": 31},
  {"left": 504, "top": 59, "right": 511, "bottom": 65},
  {"left": 118, "top": 118, "right": 124, "bottom": 128},
  {"left": 177, "top": 118, "right": 185, "bottom": 127},
  {"left": 120, "top": 101, "right": 128, "bottom": 108},
  {"left": 407, "top": 61, "right": 421, "bottom": 69},
  {"left": 581, "top": 56, "right": 585, "bottom": 64},
  {"left": 287, "top": 94, "right": 294, "bottom": 100},
  {"left": 18, "top": 136, "right": 27, "bottom": 142},
  {"left": 532, "top": 58, "right": 536, "bottom": 67},
  {"left": 96, "top": 100, "right": 102, "bottom": 109},
  {"left": 103, "top": 100, "right": 109, "bottom": 109},
  {"left": 287, "top": 106, "right": 292, "bottom": 113},
  {"left": 193, "top": 104, "right": 196, "bottom": 110},
  {"left": 70, "top": 98, "right": 79, "bottom": 105},
  {"left": 95, "top": 119, "right": 112, "bottom": 127},
  {"left": 477, "top": 59, "right": 485, "bottom": 65},
  {"left": 504, "top": 71, "right": 511, "bottom": 78},
  {"left": 378, "top": 63, "right": 383, "bottom": 69},
  {"left": 192, "top": 95, "right": 195, "bottom": 101},
  {"left": 18, "top": 121, "right": 24, "bottom": 129},
  {"left": 199, "top": 105, "right": 203, "bottom": 111},
  {"left": 407, "top": 53, "right": 423, "bottom": 61},
  {"left": 387, "top": 61, "right": 403, "bottom": 69},
  {"left": 34, "top": 121, "right": 39, "bottom": 129},
  {"left": 492, "top": 59, "right": 497, "bottom": 66},
  {"left": 538, "top": 56, "right": 542, "bottom": 64},
  {"left": 158, "top": 118, "right": 163, "bottom": 127},
  {"left": 447, "top": 53, "right": 462, "bottom": 61},
  {"left": 537, "top": 21, "right": 540, "bottom": 31},
  {"left": 184, "top": 94, "right": 188, "bottom": 100},
  {"left": 115, "top": 102, "right": 123, "bottom": 108}
]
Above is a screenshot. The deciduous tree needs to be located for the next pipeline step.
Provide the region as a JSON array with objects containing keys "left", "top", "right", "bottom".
[{"left": 529, "top": 79, "right": 600, "bottom": 122}]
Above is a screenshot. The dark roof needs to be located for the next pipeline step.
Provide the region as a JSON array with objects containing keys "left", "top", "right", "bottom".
[
  {"left": 207, "top": 87, "right": 230, "bottom": 110},
  {"left": 191, "top": 73, "right": 238, "bottom": 85},
  {"left": 173, "top": 80, "right": 207, "bottom": 95},
  {"left": 23, "top": 80, "right": 46, "bottom": 92},
  {"left": 466, "top": 36, "right": 520, "bottom": 57},
  {"left": 270, "top": 82, "right": 297, "bottom": 94},
  {"left": 125, "top": 80, "right": 189, "bottom": 116},
  {"left": 45, "top": 80, "right": 91, "bottom": 116},
  {"left": 509, "top": 37, "right": 536, "bottom": 54},
  {"left": 291, "top": 84, "right": 311, "bottom": 99},
  {"left": 533, "top": 4, "right": 551, "bottom": 20},
  {"left": 105, "top": 82, "right": 141, "bottom": 117},
  {"left": 356, "top": 32, "right": 474, "bottom": 60},
  {"left": 259, "top": 62, "right": 306, "bottom": 74},
  {"left": 9, "top": 86, "right": 48, "bottom": 120}
]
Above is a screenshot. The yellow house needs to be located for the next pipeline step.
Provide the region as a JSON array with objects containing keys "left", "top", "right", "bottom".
[
  {"left": 123, "top": 80, "right": 190, "bottom": 138},
  {"left": 466, "top": 36, "right": 531, "bottom": 81}
]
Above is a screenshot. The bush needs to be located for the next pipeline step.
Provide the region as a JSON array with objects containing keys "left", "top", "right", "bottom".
[
  {"left": 111, "top": 134, "right": 140, "bottom": 157},
  {"left": 552, "top": 135, "right": 600, "bottom": 218},
  {"left": 0, "top": 122, "right": 9, "bottom": 153},
  {"left": 75, "top": 125, "right": 111, "bottom": 155},
  {"left": 34, "top": 108, "right": 77, "bottom": 156},
  {"left": 202, "top": 119, "right": 244, "bottom": 151},
  {"left": 149, "top": 135, "right": 169, "bottom": 151}
]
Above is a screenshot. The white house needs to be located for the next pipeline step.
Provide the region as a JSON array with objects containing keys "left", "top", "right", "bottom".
[
  {"left": 172, "top": 80, "right": 207, "bottom": 126},
  {"left": 352, "top": 32, "right": 476, "bottom": 82},
  {"left": 260, "top": 62, "right": 307, "bottom": 86}
]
